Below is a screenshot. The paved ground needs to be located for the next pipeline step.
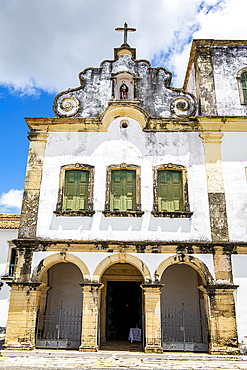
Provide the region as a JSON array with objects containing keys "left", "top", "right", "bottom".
[{"left": 0, "top": 350, "right": 247, "bottom": 370}]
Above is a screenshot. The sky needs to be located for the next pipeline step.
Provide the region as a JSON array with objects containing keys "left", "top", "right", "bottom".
[{"left": 0, "top": 0, "right": 246, "bottom": 213}]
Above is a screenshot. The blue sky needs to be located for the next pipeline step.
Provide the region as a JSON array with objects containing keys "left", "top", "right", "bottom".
[{"left": 0, "top": 0, "right": 246, "bottom": 213}]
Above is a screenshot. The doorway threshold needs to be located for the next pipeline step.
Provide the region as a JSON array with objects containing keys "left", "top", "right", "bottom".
[{"left": 100, "top": 340, "right": 143, "bottom": 352}]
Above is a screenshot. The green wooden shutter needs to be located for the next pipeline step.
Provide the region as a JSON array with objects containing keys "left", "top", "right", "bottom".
[
  {"left": 241, "top": 72, "right": 247, "bottom": 102},
  {"left": 63, "top": 170, "right": 89, "bottom": 211},
  {"left": 158, "top": 170, "right": 183, "bottom": 212},
  {"left": 124, "top": 170, "right": 136, "bottom": 211},
  {"left": 111, "top": 170, "right": 122, "bottom": 211},
  {"left": 77, "top": 170, "right": 89, "bottom": 210},
  {"left": 110, "top": 169, "right": 136, "bottom": 211}
]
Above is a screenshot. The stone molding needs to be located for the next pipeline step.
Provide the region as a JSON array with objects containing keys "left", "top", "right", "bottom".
[
  {"left": 154, "top": 254, "right": 214, "bottom": 284},
  {"left": 92, "top": 253, "right": 152, "bottom": 283}
]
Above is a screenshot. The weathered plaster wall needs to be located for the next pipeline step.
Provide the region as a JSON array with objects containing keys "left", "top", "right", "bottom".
[
  {"left": 0, "top": 230, "right": 18, "bottom": 326},
  {"left": 232, "top": 255, "right": 247, "bottom": 344},
  {"left": 36, "top": 117, "right": 211, "bottom": 242},
  {"left": 212, "top": 46, "right": 247, "bottom": 116},
  {"left": 54, "top": 53, "right": 196, "bottom": 119},
  {"left": 186, "top": 63, "right": 197, "bottom": 100},
  {"left": 160, "top": 264, "right": 200, "bottom": 313},
  {"left": 221, "top": 132, "right": 247, "bottom": 242},
  {"left": 46, "top": 262, "right": 83, "bottom": 315}
]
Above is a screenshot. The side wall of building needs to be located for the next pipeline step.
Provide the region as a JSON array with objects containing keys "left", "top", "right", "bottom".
[{"left": 0, "top": 230, "right": 18, "bottom": 327}]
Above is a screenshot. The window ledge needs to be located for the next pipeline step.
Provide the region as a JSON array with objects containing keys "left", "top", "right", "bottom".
[
  {"left": 102, "top": 211, "right": 144, "bottom": 217},
  {"left": 54, "top": 210, "right": 95, "bottom": 217},
  {"left": 151, "top": 211, "right": 193, "bottom": 218},
  {"left": 1, "top": 275, "right": 14, "bottom": 281}
]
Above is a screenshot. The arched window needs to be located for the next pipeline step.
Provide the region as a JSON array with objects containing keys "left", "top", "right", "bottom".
[
  {"left": 241, "top": 72, "right": 247, "bottom": 102},
  {"left": 237, "top": 68, "right": 247, "bottom": 104}
]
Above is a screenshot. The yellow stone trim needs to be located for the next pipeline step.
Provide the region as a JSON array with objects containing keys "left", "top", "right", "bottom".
[
  {"left": 117, "top": 49, "right": 132, "bottom": 57},
  {"left": 92, "top": 253, "right": 152, "bottom": 283},
  {"left": 199, "top": 131, "right": 225, "bottom": 193},
  {"left": 34, "top": 252, "right": 91, "bottom": 283},
  {"left": 155, "top": 254, "right": 213, "bottom": 284},
  {"left": 199, "top": 117, "right": 247, "bottom": 132},
  {"left": 100, "top": 104, "right": 148, "bottom": 130}
]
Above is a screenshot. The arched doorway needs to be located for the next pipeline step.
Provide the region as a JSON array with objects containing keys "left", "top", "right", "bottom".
[
  {"left": 100, "top": 263, "right": 144, "bottom": 350},
  {"left": 160, "top": 264, "right": 208, "bottom": 352},
  {"left": 36, "top": 262, "right": 83, "bottom": 349}
]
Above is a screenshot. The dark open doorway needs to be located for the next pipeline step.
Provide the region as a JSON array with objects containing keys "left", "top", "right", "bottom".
[{"left": 106, "top": 281, "right": 142, "bottom": 341}]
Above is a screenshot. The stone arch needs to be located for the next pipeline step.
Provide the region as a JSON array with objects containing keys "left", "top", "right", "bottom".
[
  {"left": 155, "top": 254, "right": 213, "bottom": 284},
  {"left": 99, "top": 104, "right": 150, "bottom": 131},
  {"left": 32, "top": 252, "right": 91, "bottom": 285},
  {"left": 92, "top": 253, "right": 152, "bottom": 283}
]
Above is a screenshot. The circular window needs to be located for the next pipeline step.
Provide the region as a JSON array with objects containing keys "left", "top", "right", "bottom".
[{"left": 120, "top": 120, "right": 129, "bottom": 129}]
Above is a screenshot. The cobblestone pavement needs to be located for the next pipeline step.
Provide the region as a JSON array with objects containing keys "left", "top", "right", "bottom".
[{"left": 0, "top": 351, "right": 247, "bottom": 370}]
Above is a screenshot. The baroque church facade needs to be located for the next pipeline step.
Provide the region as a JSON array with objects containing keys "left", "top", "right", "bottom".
[{"left": 2, "top": 30, "right": 247, "bottom": 354}]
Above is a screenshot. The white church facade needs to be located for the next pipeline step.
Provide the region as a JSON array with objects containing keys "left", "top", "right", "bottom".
[{"left": 1, "top": 30, "right": 247, "bottom": 354}]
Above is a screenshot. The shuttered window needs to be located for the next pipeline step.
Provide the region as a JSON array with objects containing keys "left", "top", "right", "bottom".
[
  {"left": 158, "top": 170, "right": 183, "bottom": 212},
  {"left": 63, "top": 170, "right": 89, "bottom": 211},
  {"left": 110, "top": 169, "right": 136, "bottom": 211},
  {"left": 241, "top": 72, "right": 247, "bottom": 102}
]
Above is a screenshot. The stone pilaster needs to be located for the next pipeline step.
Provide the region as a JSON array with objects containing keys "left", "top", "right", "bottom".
[
  {"left": 141, "top": 284, "right": 164, "bottom": 353},
  {"left": 194, "top": 43, "right": 218, "bottom": 115},
  {"left": 79, "top": 283, "right": 103, "bottom": 352},
  {"left": 213, "top": 247, "right": 233, "bottom": 283},
  {"left": 199, "top": 284, "right": 239, "bottom": 354},
  {"left": 200, "top": 132, "right": 229, "bottom": 242},
  {"left": 19, "top": 131, "right": 49, "bottom": 239},
  {"left": 4, "top": 282, "right": 41, "bottom": 350}
]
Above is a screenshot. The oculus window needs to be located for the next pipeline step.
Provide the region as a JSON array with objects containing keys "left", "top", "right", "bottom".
[
  {"left": 54, "top": 164, "right": 95, "bottom": 216},
  {"left": 104, "top": 164, "right": 143, "bottom": 217},
  {"left": 152, "top": 164, "right": 193, "bottom": 218}
]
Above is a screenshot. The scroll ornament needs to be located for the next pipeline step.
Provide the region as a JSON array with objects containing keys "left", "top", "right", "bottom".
[
  {"left": 58, "top": 97, "right": 80, "bottom": 117},
  {"left": 171, "top": 97, "right": 195, "bottom": 117}
]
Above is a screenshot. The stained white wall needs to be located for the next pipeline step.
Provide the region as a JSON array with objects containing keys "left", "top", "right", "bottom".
[
  {"left": 221, "top": 132, "right": 247, "bottom": 242},
  {"left": 31, "top": 251, "right": 215, "bottom": 283},
  {"left": 212, "top": 47, "right": 247, "bottom": 116},
  {"left": 36, "top": 117, "right": 211, "bottom": 242},
  {"left": 232, "top": 255, "right": 247, "bottom": 344},
  {"left": 46, "top": 262, "right": 83, "bottom": 315},
  {"left": 160, "top": 264, "right": 200, "bottom": 313},
  {"left": 0, "top": 229, "right": 18, "bottom": 327}
]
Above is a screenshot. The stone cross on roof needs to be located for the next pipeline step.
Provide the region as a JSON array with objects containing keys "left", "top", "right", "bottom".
[{"left": 115, "top": 22, "right": 136, "bottom": 45}]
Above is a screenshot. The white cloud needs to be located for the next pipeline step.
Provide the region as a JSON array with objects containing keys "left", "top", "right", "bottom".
[
  {"left": 0, "top": 189, "right": 23, "bottom": 213},
  {"left": 0, "top": 0, "right": 245, "bottom": 93}
]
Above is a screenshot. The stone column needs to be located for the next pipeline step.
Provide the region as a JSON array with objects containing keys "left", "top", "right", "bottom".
[
  {"left": 79, "top": 283, "right": 103, "bottom": 352},
  {"left": 141, "top": 284, "right": 164, "bottom": 353},
  {"left": 4, "top": 282, "right": 41, "bottom": 350},
  {"left": 199, "top": 284, "right": 239, "bottom": 355}
]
